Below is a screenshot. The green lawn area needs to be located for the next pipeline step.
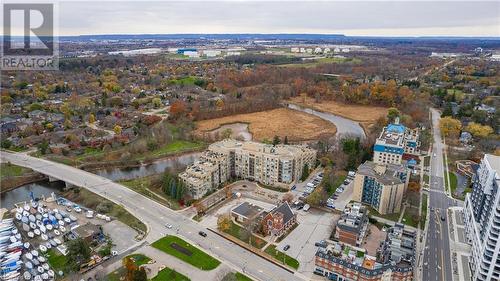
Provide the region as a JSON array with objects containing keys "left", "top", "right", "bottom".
[
  {"left": 119, "top": 175, "right": 181, "bottom": 210},
  {"left": 264, "top": 245, "right": 299, "bottom": 269},
  {"left": 326, "top": 173, "right": 347, "bottom": 196},
  {"left": 420, "top": 194, "right": 428, "bottom": 230},
  {"left": 151, "top": 266, "right": 190, "bottom": 281},
  {"left": 448, "top": 172, "right": 458, "bottom": 194},
  {"left": 0, "top": 163, "right": 31, "bottom": 179},
  {"left": 223, "top": 221, "right": 267, "bottom": 249},
  {"left": 166, "top": 76, "right": 205, "bottom": 86},
  {"left": 367, "top": 206, "right": 400, "bottom": 222},
  {"left": 151, "top": 235, "right": 220, "bottom": 270},
  {"left": 235, "top": 272, "right": 253, "bottom": 281},
  {"left": 423, "top": 174, "right": 429, "bottom": 185},
  {"left": 401, "top": 207, "right": 419, "bottom": 228},
  {"left": 46, "top": 249, "right": 68, "bottom": 273},
  {"left": 127, "top": 254, "right": 151, "bottom": 266},
  {"left": 139, "top": 140, "right": 205, "bottom": 160}
]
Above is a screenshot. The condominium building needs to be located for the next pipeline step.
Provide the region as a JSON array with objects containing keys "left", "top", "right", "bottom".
[
  {"left": 464, "top": 154, "right": 500, "bottom": 281},
  {"left": 373, "top": 118, "right": 420, "bottom": 165},
  {"left": 179, "top": 139, "right": 316, "bottom": 199},
  {"left": 315, "top": 223, "right": 416, "bottom": 281},
  {"left": 335, "top": 202, "right": 369, "bottom": 247},
  {"left": 352, "top": 161, "right": 408, "bottom": 215}
]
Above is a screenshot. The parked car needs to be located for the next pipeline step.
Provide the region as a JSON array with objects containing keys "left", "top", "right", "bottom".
[
  {"left": 343, "top": 179, "right": 350, "bottom": 185},
  {"left": 303, "top": 204, "right": 311, "bottom": 212},
  {"left": 283, "top": 245, "right": 290, "bottom": 251},
  {"left": 165, "top": 223, "right": 172, "bottom": 229},
  {"left": 315, "top": 240, "right": 327, "bottom": 247},
  {"left": 291, "top": 185, "right": 296, "bottom": 190},
  {"left": 198, "top": 231, "right": 207, "bottom": 237}
]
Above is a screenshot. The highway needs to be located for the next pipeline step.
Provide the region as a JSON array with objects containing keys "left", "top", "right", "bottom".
[
  {"left": 0, "top": 151, "right": 305, "bottom": 281},
  {"left": 422, "top": 108, "right": 457, "bottom": 281}
]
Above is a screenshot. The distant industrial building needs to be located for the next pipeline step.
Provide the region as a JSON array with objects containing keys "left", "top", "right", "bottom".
[
  {"left": 315, "top": 223, "right": 416, "bottom": 281},
  {"left": 352, "top": 161, "right": 408, "bottom": 215},
  {"left": 179, "top": 139, "right": 316, "bottom": 199},
  {"left": 373, "top": 118, "right": 420, "bottom": 165},
  {"left": 335, "top": 202, "right": 369, "bottom": 247},
  {"left": 464, "top": 154, "right": 500, "bottom": 281}
]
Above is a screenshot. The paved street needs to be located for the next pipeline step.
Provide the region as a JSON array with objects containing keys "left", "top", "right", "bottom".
[
  {"left": 422, "top": 108, "right": 458, "bottom": 281},
  {"left": 0, "top": 151, "right": 306, "bottom": 281}
]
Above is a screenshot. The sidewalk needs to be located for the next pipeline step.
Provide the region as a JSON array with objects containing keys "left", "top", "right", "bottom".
[{"left": 448, "top": 207, "right": 472, "bottom": 281}]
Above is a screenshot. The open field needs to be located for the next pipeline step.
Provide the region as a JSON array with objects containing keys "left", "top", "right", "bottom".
[
  {"left": 151, "top": 235, "right": 221, "bottom": 270},
  {"left": 195, "top": 108, "right": 337, "bottom": 141},
  {"left": 289, "top": 96, "right": 388, "bottom": 124},
  {"left": 0, "top": 163, "right": 31, "bottom": 179}
]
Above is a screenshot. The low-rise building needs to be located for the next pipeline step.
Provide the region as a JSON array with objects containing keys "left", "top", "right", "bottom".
[
  {"left": 231, "top": 202, "right": 264, "bottom": 223},
  {"left": 315, "top": 223, "right": 415, "bottom": 281},
  {"left": 352, "top": 161, "right": 408, "bottom": 215},
  {"left": 335, "top": 203, "right": 369, "bottom": 247},
  {"left": 261, "top": 202, "right": 297, "bottom": 237}
]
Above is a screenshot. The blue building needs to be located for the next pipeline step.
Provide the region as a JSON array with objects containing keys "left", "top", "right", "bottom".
[{"left": 373, "top": 118, "right": 420, "bottom": 165}]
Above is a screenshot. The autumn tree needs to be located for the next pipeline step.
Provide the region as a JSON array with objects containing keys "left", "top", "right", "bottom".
[
  {"left": 439, "top": 117, "right": 462, "bottom": 138},
  {"left": 408, "top": 181, "right": 420, "bottom": 192},
  {"left": 466, "top": 122, "right": 493, "bottom": 138},
  {"left": 89, "top": 113, "right": 96, "bottom": 124},
  {"left": 113, "top": 125, "right": 122, "bottom": 135},
  {"left": 282, "top": 192, "right": 294, "bottom": 203},
  {"left": 217, "top": 214, "right": 232, "bottom": 232},
  {"left": 387, "top": 107, "right": 400, "bottom": 123},
  {"left": 152, "top": 97, "right": 162, "bottom": 108},
  {"left": 170, "top": 100, "right": 187, "bottom": 119}
]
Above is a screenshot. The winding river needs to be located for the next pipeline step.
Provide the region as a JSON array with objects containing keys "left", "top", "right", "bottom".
[{"left": 287, "top": 103, "right": 366, "bottom": 139}]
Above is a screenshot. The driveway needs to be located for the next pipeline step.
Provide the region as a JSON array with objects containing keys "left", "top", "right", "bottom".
[{"left": 276, "top": 208, "right": 338, "bottom": 278}]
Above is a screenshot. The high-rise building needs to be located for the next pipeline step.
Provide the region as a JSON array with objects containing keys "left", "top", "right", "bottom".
[
  {"left": 373, "top": 118, "right": 420, "bottom": 165},
  {"left": 179, "top": 139, "right": 316, "bottom": 199},
  {"left": 352, "top": 161, "right": 408, "bottom": 215},
  {"left": 464, "top": 154, "right": 500, "bottom": 281}
]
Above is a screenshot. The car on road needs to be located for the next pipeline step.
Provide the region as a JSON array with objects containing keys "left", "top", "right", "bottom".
[
  {"left": 111, "top": 251, "right": 118, "bottom": 256},
  {"left": 283, "top": 245, "right": 290, "bottom": 251},
  {"left": 441, "top": 216, "right": 446, "bottom": 221},
  {"left": 291, "top": 185, "right": 296, "bottom": 190},
  {"left": 165, "top": 223, "right": 172, "bottom": 229},
  {"left": 198, "top": 231, "right": 207, "bottom": 237},
  {"left": 430, "top": 207, "right": 434, "bottom": 212},
  {"left": 433, "top": 153, "right": 436, "bottom": 157}
]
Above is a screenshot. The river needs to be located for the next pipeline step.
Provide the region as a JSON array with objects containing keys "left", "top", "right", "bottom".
[
  {"left": 1, "top": 152, "right": 201, "bottom": 208},
  {"left": 287, "top": 103, "right": 366, "bottom": 139}
]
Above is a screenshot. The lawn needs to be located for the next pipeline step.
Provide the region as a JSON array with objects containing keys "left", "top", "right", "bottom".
[
  {"left": 420, "top": 194, "right": 428, "bottom": 230},
  {"left": 151, "top": 266, "right": 191, "bottom": 281},
  {"left": 423, "top": 156, "right": 430, "bottom": 167},
  {"left": 401, "top": 207, "right": 420, "bottom": 228},
  {"left": 325, "top": 172, "right": 347, "bottom": 196},
  {"left": 236, "top": 272, "right": 253, "bottom": 281},
  {"left": 0, "top": 163, "right": 31, "bottom": 179},
  {"left": 119, "top": 175, "right": 181, "bottom": 210},
  {"left": 264, "top": 244, "right": 299, "bottom": 269},
  {"left": 46, "top": 249, "right": 68, "bottom": 273},
  {"left": 61, "top": 188, "right": 147, "bottom": 233},
  {"left": 448, "top": 172, "right": 458, "bottom": 195},
  {"left": 140, "top": 140, "right": 205, "bottom": 160},
  {"left": 196, "top": 108, "right": 337, "bottom": 142},
  {"left": 127, "top": 254, "right": 151, "bottom": 266},
  {"left": 223, "top": 221, "right": 267, "bottom": 249},
  {"left": 367, "top": 206, "right": 400, "bottom": 222},
  {"left": 151, "top": 235, "right": 220, "bottom": 270}
]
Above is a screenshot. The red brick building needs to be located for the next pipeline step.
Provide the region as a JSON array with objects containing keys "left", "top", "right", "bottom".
[{"left": 261, "top": 202, "right": 297, "bottom": 237}]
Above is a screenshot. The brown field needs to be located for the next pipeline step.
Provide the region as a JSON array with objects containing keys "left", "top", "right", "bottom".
[
  {"left": 195, "top": 108, "right": 337, "bottom": 141},
  {"left": 289, "top": 96, "right": 388, "bottom": 123}
]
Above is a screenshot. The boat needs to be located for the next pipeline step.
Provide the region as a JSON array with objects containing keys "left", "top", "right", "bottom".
[
  {"left": 54, "top": 214, "right": 62, "bottom": 220},
  {"left": 15, "top": 213, "right": 22, "bottom": 221},
  {"left": 37, "top": 266, "right": 44, "bottom": 273},
  {"left": 38, "top": 256, "right": 46, "bottom": 263},
  {"left": 24, "top": 204, "right": 30, "bottom": 211},
  {"left": 11, "top": 228, "right": 18, "bottom": 235},
  {"left": 22, "top": 216, "right": 29, "bottom": 224},
  {"left": 29, "top": 222, "right": 37, "bottom": 229},
  {"left": 25, "top": 261, "right": 33, "bottom": 269},
  {"left": 45, "top": 224, "right": 52, "bottom": 231},
  {"left": 25, "top": 252, "right": 33, "bottom": 260},
  {"left": 9, "top": 236, "right": 16, "bottom": 243},
  {"left": 23, "top": 242, "right": 30, "bottom": 249},
  {"left": 39, "top": 225, "right": 46, "bottom": 233},
  {"left": 37, "top": 206, "right": 44, "bottom": 213},
  {"left": 58, "top": 220, "right": 64, "bottom": 226},
  {"left": 24, "top": 271, "right": 32, "bottom": 280},
  {"left": 38, "top": 245, "right": 47, "bottom": 253},
  {"left": 34, "top": 229, "right": 41, "bottom": 236},
  {"left": 32, "top": 258, "right": 40, "bottom": 266},
  {"left": 49, "top": 240, "right": 57, "bottom": 247},
  {"left": 59, "top": 210, "right": 68, "bottom": 218},
  {"left": 69, "top": 215, "right": 77, "bottom": 222},
  {"left": 31, "top": 250, "right": 39, "bottom": 257},
  {"left": 44, "top": 242, "right": 51, "bottom": 249},
  {"left": 34, "top": 275, "right": 42, "bottom": 281},
  {"left": 22, "top": 211, "right": 29, "bottom": 217},
  {"left": 22, "top": 223, "right": 30, "bottom": 232},
  {"left": 28, "top": 215, "right": 36, "bottom": 223},
  {"left": 54, "top": 238, "right": 61, "bottom": 245},
  {"left": 27, "top": 232, "right": 34, "bottom": 238},
  {"left": 16, "top": 207, "right": 23, "bottom": 213},
  {"left": 1, "top": 271, "right": 20, "bottom": 280},
  {"left": 41, "top": 234, "right": 48, "bottom": 241},
  {"left": 53, "top": 230, "right": 60, "bottom": 236},
  {"left": 41, "top": 272, "right": 48, "bottom": 280},
  {"left": 47, "top": 270, "right": 54, "bottom": 277},
  {"left": 59, "top": 226, "right": 66, "bottom": 232},
  {"left": 63, "top": 218, "right": 71, "bottom": 224},
  {"left": 31, "top": 201, "right": 38, "bottom": 208},
  {"left": 36, "top": 220, "right": 43, "bottom": 227},
  {"left": 42, "top": 263, "right": 49, "bottom": 270},
  {"left": 14, "top": 233, "right": 21, "bottom": 240}
]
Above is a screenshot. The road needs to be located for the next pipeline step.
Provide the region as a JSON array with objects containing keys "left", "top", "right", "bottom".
[
  {"left": 0, "top": 151, "right": 305, "bottom": 281},
  {"left": 422, "top": 108, "right": 457, "bottom": 281}
]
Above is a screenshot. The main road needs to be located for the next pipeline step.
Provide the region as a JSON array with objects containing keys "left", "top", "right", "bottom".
[
  {"left": 422, "top": 108, "right": 459, "bottom": 281},
  {"left": 0, "top": 151, "right": 305, "bottom": 281}
]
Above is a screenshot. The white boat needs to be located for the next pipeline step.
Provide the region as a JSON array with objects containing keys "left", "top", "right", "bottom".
[
  {"left": 2, "top": 271, "right": 20, "bottom": 280},
  {"left": 28, "top": 215, "right": 36, "bottom": 223},
  {"left": 25, "top": 261, "right": 33, "bottom": 269},
  {"left": 41, "top": 272, "right": 48, "bottom": 280},
  {"left": 42, "top": 263, "right": 49, "bottom": 270},
  {"left": 9, "top": 236, "right": 16, "bottom": 243},
  {"left": 14, "top": 233, "right": 21, "bottom": 240},
  {"left": 31, "top": 250, "right": 39, "bottom": 257},
  {"left": 22, "top": 216, "right": 29, "bottom": 224},
  {"left": 46, "top": 225, "right": 52, "bottom": 231},
  {"left": 31, "top": 201, "right": 38, "bottom": 208},
  {"left": 24, "top": 271, "right": 32, "bottom": 280},
  {"left": 23, "top": 242, "right": 30, "bottom": 249},
  {"left": 63, "top": 218, "right": 71, "bottom": 223},
  {"left": 16, "top": 207, "right": 23, "bottom": 213},
  {"left": 53, "top": 238, "right": 61, "bottom": 245},
  {"left": 47, "top": 270, "right": 54, "bottom": 277},
  {"left": 44, "top": 242, "right": 51, "bottom": 249},
  {"left": 11, "top": 228, "right": 18, "bottom": 235},
  {"left": 34, "top": 275, "right": 42, "bottom": 281},
  {"left": 53, "top": 230, "right": 60, "bottom": 236},
  {"left": 15, "top": 213, "right": 22, "bottom": 221},
  {"left": 25, "top": 252, "right": 33, "bottom": 260},
  {"left": 0, "top": 236, "right": 9, "bottom": 243},
  {"left": 49, "top": 240, "right": 57, "bottom": 247},
  {"left": 58, "top": 220, "right": 64, "bottom": 226},
  {"left": 41, "top": 234, "right": 48, "bottom": 241},
  {"left": 27, "top": 232, "right": 34, "bottom": 238},
  {"left": 22, "top": 211, "right": 29, "bottom": 217},
  {"left": 34, "top": 229, "right": 41, "bottom": 236},
  {"left": 37, "top": 266, "right": 44, "bottom": 273},
  {"left": 39, "top": 225, "right": 46, "bottom": 233},
  {"left": 36, "top": 220, "right": 43, "bottom": 227},
  {"left": 38, "top": 256, "right": 46, "bottom": 263},
  {"left": 29, "top": 222, "right": 37, "bottom": 229},
  {"left": 24, "top": 204, "right": 30, "bottom": 211},
  {"left": 59, "top": 226, "right": 66, "bottom": 232},
  {"left": 22, "top": 223, "right": 30, "bottom": 232},
  {"left": 54, "top": 214, "right": 62, "bottom": 220},
  {"left": 37, "top": 207, "right": 44, "bottom": 214}
]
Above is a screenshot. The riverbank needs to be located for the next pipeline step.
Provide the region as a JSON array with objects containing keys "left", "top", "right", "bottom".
[{"left": 0, "top": 163, "right": 48, "bottom": 193}]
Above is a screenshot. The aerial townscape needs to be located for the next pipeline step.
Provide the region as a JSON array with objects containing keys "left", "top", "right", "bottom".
[{"left": 0, "top": 2, "right": 499, "bottom": 281}]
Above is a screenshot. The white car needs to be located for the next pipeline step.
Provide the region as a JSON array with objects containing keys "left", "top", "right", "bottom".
[{"left": 165, "top": 223, "right": 172, "bottom": 229}]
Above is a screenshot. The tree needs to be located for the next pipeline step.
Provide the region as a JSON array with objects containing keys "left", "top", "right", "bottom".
[
  {"left": 152, "top": 97, "right": 162, "bottom": 108},
  {"left": 466, "top": 122, "right": 493, "bottom": 139},
  {"left": 123, "top": 256, "right": 138, "bottom": 281},
  {"left": 284, "top": 136, "right": 289, "bottom": 145},
  {"left": 113, "top": 125, "right": 122, "bottom": 135},
  {"left": 272, "top": 135, "right": 281, "bottom": 145},
  {"left": 282, "top": 192, "right": 294, "bottom": 203},
  {"left": 217, "top": 214, "right": 232, "bottom": 232},
  {"left": 300, "top": 163, "right": 310, "bottom": 181},
  {"left": 408, "top": 181, "right": 420, "bottom": 192},
  {"left": 132, "top": 267, "right": 147, "bottom": 281},
  {"left": 441, "top": 103, "right": 453, "bottom": 117},
  {"left": 67, "top": 238, "right": 91, "bottom": 272},
  {"left": 37, "top": 140, "right": 49, "bottom": 155},
  {"left": 89, "top": 113, "right": 96, "bottom": 124},
  {"left": 170, "top": 100, "right": 187, "bottom": 119},
  {"left": 387, "top": 107, "right": 400, "bottom": 122},
  {"left": 439, "top": 117, "right": 462, "bottom": 138}
]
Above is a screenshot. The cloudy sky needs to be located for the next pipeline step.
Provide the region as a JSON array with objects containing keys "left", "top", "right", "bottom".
[{"left": 53, "top": 1, "right": 500, "bottom": 36}]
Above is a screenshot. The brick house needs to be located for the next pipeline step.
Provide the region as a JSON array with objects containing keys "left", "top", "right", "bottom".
[{"left": 261, "top": 202, "right": 297, "bottom": 237}]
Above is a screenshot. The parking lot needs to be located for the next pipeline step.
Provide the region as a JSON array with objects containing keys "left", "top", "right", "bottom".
[{"left": 276, "top": 208, "right": 338, "bottom": 278}]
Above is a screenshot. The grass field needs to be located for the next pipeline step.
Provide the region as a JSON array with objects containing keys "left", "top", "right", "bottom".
[
  {"left": 0, "top": 163, "right": 31, "bottom": 179},
  {"left": 152, "top": 235, "right": 221, "bottom": 270},
  {"left": 401, "top": 206, "right": 420, "bottom": 228},
  {"left": 367, "top": 206, "right": 400, "bottom": 222},
  {"left": 152, "top": 266, "right": 191, "bottom": 281},
  {"left": 421, "top": 193, "right": 428, "bottom": 230},
  {"left": 264, "top": 245, "right": 300, "bottom": 269},
  {"left": 223, "top": 221, "right": 267, "bottom": 249},
  {"left": 448, "top": 172, "right": 458, "bottom": 195},
  {"left": 137, "top": 140, "right": 205, "bottom": 160},
  {"left": 119, "top": 175, "right": 181, "bottom": 210},
  {"left": 289, "top": 96, "right": 388, "bottom": 124},
  {"left": 235, "top": 272, "right": 253, "bottom": 281},
  {"left": 196, "top": 108, "right": 337, "bottom": 141},
  {"left": 46, "top": 249, "right": 68, "bottom": 273}
]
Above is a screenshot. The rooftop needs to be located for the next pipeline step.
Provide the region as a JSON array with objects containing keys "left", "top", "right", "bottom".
[
  {"left": 337, "top": 202, "right": 368, "bottom": 238},
  {"left": 231, "top": 202, "right": 264, "bottom": 219},
  {"left": 357, "top": 161, "right": 407, "bottom": 185},
  {"left": 485, "top": 154, "right": 500, "bottom": 177}
]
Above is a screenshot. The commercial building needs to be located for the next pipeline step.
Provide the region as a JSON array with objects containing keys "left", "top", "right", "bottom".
[
  {"left": 335, "top": 203, "right": 369, "bottom": 247},
  {"left": 315, "top": 223, "right": 416, "bottom": 281},
  {"left": 179, "top": 139, "right": 316, "bottom": 199},
  {"left": 464, "top": 154, "right": 500, "bottom": 281},
  {"left": 352, "top": 161, "right": 408, "bottom": 215},
  {"left": 373, "top": 118, "right": 420, "bottom": 165}
]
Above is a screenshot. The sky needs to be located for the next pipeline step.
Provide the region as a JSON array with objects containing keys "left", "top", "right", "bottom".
[{"left": 9, "top": 1, "right": 500, "bottom": 37}]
